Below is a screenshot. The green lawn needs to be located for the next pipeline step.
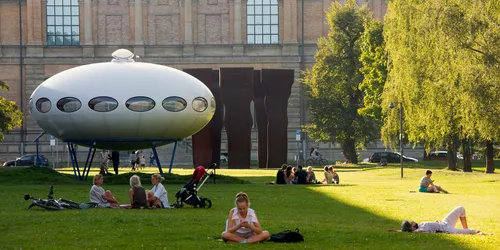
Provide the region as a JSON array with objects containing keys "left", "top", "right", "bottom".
[{"left": 0, "top": 161, "right": 498, "bottom": 249}]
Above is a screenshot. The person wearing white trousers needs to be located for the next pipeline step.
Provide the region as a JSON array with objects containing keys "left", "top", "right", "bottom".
[{"left": 398, "top": 206, "right": 482, "bottom": 234}]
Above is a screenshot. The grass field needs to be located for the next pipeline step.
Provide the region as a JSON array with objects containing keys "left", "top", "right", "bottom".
[{"left": 0, "top": 161, "right": 498, "bottom": 249}]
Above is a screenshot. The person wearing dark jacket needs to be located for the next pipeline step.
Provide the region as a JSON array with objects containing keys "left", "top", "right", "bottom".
[{"left": 276, "top": 164, "right": 287, "bottom": 184}]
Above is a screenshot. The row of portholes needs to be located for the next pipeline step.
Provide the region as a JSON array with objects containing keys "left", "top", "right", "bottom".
[{"left": 30, "top": 96, "right": 214, "bottom": 114}]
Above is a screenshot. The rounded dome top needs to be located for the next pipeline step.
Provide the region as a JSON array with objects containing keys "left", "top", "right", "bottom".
[{"left": 111, "top": 49, "right": 135, "bottom": 62}]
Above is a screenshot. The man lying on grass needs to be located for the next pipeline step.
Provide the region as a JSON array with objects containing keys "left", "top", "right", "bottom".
[{"left": 389, "top": 206, "right": 483, "bottom": 234}]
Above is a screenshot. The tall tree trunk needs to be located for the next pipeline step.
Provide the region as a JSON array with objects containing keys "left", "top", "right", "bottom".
[
  {"left": 446, "top": 142, "right": 457, "bottom": 171},
  {"left": 342, "top": 139, "right": 358, "bottom": 164},
  {"left": 485, "top": 140, "right": 495, "bottom": 173},
  {"left": 462, "top": 138, "right": 472, "bottom": 172}
]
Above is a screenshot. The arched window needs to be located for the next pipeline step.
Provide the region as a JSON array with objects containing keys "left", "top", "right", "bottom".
[
  {"left": 57, "top": 97, "right": 82, "bottom": 113},
  {"left": 192, "top": 97, "right": 208, "bottom": 112},
  {"left": 36, "top": 98, "right": 52, "bottom": 113},
  {"left": 46, "top": 0, "right": 80, "bottom": 46},
  {"left": 89, "top": 97, "right": 118, "bottom": 112},
  {"left": 247, "top": 0, "right": 279, "bottom": 44},
  {"left": 162, "top": 96, "right": 187, "bottom": 112},
  {"left": 126, "top": 97, "right": 156, "bottom": 112}
]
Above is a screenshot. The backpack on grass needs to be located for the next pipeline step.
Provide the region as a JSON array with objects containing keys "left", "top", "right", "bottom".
[{"left": 269, "top": 228, "right": 304, "bottom": 243}]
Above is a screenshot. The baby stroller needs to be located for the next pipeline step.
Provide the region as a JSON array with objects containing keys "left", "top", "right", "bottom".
[{"left": 172, "top": 163, "right": 217, "bottom": 208}]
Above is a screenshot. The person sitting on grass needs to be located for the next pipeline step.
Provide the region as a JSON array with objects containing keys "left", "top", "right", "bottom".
[
  {"left": 147, "top": 173, "right": 170, "bottom": 209},
  {"left": 322, "top": 165, "right": 333, "bottom": 184},
  {"left": 391, "top": 206, "right": 483, "bottom": 234},
  {"left": 221, "top": 192, "right": 270, "bottom": 244},
  {"left": 276, "top": 164, "right": 287, "bottom": 184},
  {"left": 90, "top": 174, "right": 119, "bottom": 208},
  {"left": 328, "top": 166, "right": 339, "bottom": 184},
  {"left": 307, "top": 166, "right": 316, "bottom": 184},
  {"left": 294, "top": 165, "right": 308, "bottom": 184},
  {"left": 128, "top": 175, "right": 148, "bottom": 209},
  {"left": 419, "top": 170, "right": 448, "bottom": 193}
]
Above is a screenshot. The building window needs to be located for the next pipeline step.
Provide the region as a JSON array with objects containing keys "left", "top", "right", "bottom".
[
  {"left": 162, "top": 96, "right": 187, "bottom": 112},
  {"left": 192, "top": 97, "right": 208, "bottom": 112},
  {"left": 57, "top": 97, "right": 82, "bottom": 113},
  {"left": 36, "top": 98, "right": 52, "bottom": 113},
  {"left": 46, "top": 0, "right": 80, "bottom": 46},
  {"left": 247, "top": 0, "right": 279, "bottom": 44},
  {"left": 89, "top": 97, "right": 118, "bottom": 112},
  {"left": 126, "top": 97, "right": 156, "bottom": 112}
]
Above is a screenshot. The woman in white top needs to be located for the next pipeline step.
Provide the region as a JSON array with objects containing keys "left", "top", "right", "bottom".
[
  {"left": 147, "top": 174, "right": 170, "bottom": 208},
  {"left": 221, "top": 192, "right": 270, "bottom": 244},
  {"left": 396, "top": 206, "right": 482, "bottom": 234}
]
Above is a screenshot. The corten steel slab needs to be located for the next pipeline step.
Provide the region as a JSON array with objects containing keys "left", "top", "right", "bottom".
[
  {"left": 220, "top": 68, "right": 254, "bottom": 169},
  {"left": 185, "top": 68, "right": 214, "bottom": 168},
  {"left": 253, "top": 70, "right": 268, "bottom": 168},
  {"left": 263, "top": 69, "right": 294, "bottom": 168}
]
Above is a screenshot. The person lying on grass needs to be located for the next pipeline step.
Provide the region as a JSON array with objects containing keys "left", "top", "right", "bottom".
[
  {"left": 419, "top": 170, "right": 449, "bottom": 193},
  {"left": 389, "top": 206, "right": 483, "bottom": 234},
  {"left": 90, "top": 174, "right": 119, "bottom": 208},
  {"left": 147, "top": 173, "right": 170, "bottom": 208},
  {"left": 221, "top": 192, "right": 270, "bottom": 244}
]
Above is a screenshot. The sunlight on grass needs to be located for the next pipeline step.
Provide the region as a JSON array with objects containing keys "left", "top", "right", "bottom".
[{"left": 1, "top": 162, "right": 498, "bottom": 249}]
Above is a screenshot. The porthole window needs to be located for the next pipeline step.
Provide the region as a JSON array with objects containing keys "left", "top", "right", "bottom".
[
  {"left": 27, "top": 98, "right": 33, "bottom": 115},
  {"left": 192, "top": 97, "right": 208, "bottom": 112},
  {"left": 36, "top": 98, "right": 51, "bottom": 113},
  {"left": 162, "top": 96, "right": 187, "bottom": 112},
  {"left": 89, "top": 96, "right": 118, "bottom": 112},
  {"left": 210, "top": 97, "right": 216, "bottom": 113},
  {"left": 57, "top": 97, "right": 81, "bottom": 113},
  {"left": 126, "top": 96, "right": 155, "bottom": 112}
]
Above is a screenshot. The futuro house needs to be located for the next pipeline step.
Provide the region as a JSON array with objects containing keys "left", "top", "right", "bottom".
[{"left": 28, "top": 49, "right": 215, "bottom": 150}]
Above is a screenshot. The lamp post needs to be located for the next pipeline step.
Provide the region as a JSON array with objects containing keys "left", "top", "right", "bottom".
[{"left": 389, "top": 102, "right": 404, "bottom": 178}]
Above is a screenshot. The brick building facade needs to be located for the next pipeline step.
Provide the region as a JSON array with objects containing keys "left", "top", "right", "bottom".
[{"left": 0, "top": 0, "right": 389, "bottom": 165}]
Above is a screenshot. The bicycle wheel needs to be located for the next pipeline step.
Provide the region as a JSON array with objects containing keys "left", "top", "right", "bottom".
[
  {"left": 320, "top": 159, "right": 328, "bottom": 165},
  {"left": 306, "top": 159, "right": 314, "bottom": 166},
  {"left": 60, "top": 199, "right": 80, "bottom": 209}
]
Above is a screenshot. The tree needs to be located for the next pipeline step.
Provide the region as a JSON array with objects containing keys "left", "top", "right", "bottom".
[
  {"left": 0, "top": 81, "right": 23, "bottom": 142},
  {"left": 301, "top": 0, "right": 380, "bottom": 164},
  {"left": 383, "top": 0, "right": 499, "bottom": 172}
]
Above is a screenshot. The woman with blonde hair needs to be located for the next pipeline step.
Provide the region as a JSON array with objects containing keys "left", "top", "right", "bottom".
[
  {"left": 89, "top": 174, "right": 119, "bottom": 208},
  {"left": 221, "top": 192, "right": 270, "bottom": 244},
  {"left": 129, "top": 175, "right": 148, "bottom": 209},
  {"left": 147, "top": 173, "right": 170, "bottom": 208}
]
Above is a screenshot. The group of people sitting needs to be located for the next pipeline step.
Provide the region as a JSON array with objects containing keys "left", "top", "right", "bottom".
[
  {"left": 89, "top": 173, "right": 170, "bottom": 209},
  {"left": 273, "top": 164, "right": 339, "bottom": 185}
]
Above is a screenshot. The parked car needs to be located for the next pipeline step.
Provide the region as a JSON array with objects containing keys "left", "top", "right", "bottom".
[
  {"left": 368, "top": 152, "right": 418, "bottom": 163},
  {"left": 428, "top": 151, "right": 463, "bottom": 160},
  {"left": 2, "top": 154, "right": 49, "bottom": 167}
]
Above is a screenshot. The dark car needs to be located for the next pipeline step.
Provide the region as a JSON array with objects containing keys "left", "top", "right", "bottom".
[
  {"left": 368, "top": 152, "right": 418, "bottom": 163},
  {"left": 2, "top": 154, "right": 49, "bottom": 167}
]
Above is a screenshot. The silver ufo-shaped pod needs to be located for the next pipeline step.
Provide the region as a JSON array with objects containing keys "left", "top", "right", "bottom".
[{"left": 29, "top": 49, "right": 215, "bottom": 150}]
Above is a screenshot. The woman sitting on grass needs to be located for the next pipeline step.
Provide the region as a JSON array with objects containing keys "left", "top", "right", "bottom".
[
  {"left": 328, "top": 166, "right": 339, "bottom": 184},
  {"left": 147, "top": 173, "right": 170, "bottom": 208},
  {"left": 419, "top": 170, "right": 449, "bottom": 193},
  {"left": 221, "top": 192, "right": 270, "bottom": 244},
  {"left": 322, "top": 166, "right": 333, "bottom": 184},
  {"left": 128, "top": 175, "right": 148, "bottom": 209},
  {"left": 89, "top": 174, "right": 119, "bottom": 208},
  {"left": 391, "top": 206, "right": 483, "bottom": 234}
]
